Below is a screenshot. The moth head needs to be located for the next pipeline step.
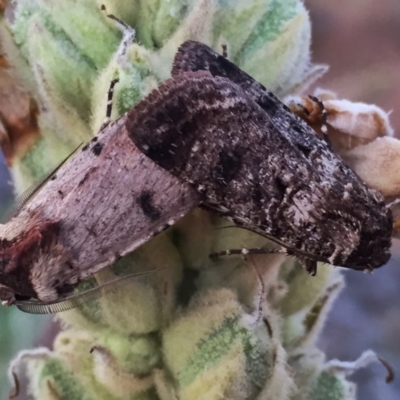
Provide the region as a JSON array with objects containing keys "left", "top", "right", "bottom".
[{"left": 0, "top": 219, "right": 64, "bottom": 303}]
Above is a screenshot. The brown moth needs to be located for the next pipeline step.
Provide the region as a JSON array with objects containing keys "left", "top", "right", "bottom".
[
  {"left": 0, "top": 39, "right": 393, "bottom": 312},
  {"left": 0, "top": 118, "right": 200, "bottom": 307}
]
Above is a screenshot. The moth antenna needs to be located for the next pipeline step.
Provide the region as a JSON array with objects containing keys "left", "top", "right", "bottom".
[
  {"left": 14, "top": 269, "right": 166, "bottom": 314},
  {"left": 210, "top": 247, "right": 287, "bottom": 258},
  {"left": 0, "top": 144, "right": 82, "bottom": 224},
  {"left": 101, "top": 4, "right": 136, "bottom": 58},
  {"left": 308, "top": 95, "right": 329, "bottom": 144},
  {"left": 99, "top": 77, "right": 120, "bottom": 131}
]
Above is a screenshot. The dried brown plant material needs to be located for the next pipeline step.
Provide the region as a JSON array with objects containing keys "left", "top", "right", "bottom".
[
  {"left": 0, "top": 64, "right": 40, "bottom": 165},
  {"left": 286, "top": 89, "right": 393, "bottom": 153},
  {"left": 0, "top": 0, "right": 7, "bottom": 14},
  {"left": 341, "top": 137, "right": 400, "bottom": 198}
]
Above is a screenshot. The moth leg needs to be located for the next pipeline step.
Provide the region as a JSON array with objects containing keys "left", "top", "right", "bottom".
[
  {"left": 101, "top": 5, "right": 136, "bottom": 58},
  {"left": 101, "top": 5, "right": 134, "bottom": 36},
  {"left": 209, "top": 247, "right": 286, "bottom": 258},
  {"left": 99, "top": 5, "right": 136, "bottom": 131},
  {"left": 100, "top": 77, "right": 120, "bottom": 131}
]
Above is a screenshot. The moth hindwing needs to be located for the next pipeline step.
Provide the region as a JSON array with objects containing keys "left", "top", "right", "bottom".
[
  {"left": 0, "top": 117, "right": 200, "bottom": 306},
  {"left": 126, "top": 40, "right": 392, "bottom": 273}
]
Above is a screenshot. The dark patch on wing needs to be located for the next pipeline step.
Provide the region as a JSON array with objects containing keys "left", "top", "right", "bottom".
[
  {"left": 136, "top": 191, "right": 162, "bottom": 221},
  {"left": 208, "top": 54, "right": 238, "bottom": 79},
  {"left": 274, "top": 177, "right": 287, "bottom": 202},
  {"left": 129, "top": 97, "right": 197, "bottom": 173},
  {"left": 212, "top": 150, "right": 242, "bottom": 185},
  {"left": 256, "top": 93, "right": 280, "bottom": 114},
  {"left": 91, "top": 142, "right": 103, "bottom": 156},
  {"left": 143, "top": 140, "right": 177, "bottom": 171},
  {"left": 78, "top": 172, "right": 89, "bottom": 186},
  {"left": 251, "top": 183, "right": 263, "bottom": 208},
  {"left": 296, "top": 142, "right": 312, "bottom": 158}
]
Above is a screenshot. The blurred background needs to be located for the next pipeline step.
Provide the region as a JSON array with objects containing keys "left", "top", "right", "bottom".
[
  {"left": 0, "top": 1, "right": 400, "bottom": 399},
  {"left": 307, "top": 1, "right": 400, "bottom": 399}
]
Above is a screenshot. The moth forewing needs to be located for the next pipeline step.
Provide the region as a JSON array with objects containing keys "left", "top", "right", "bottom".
[
  {"left": 127, "top": 41, "right": 392, "bottom": 272},
  {"left": 0, "top": 143, "right": 83, "bottom": 225},
  {"left": 0, "top": 118, "right": 200, "bottom": 304}
]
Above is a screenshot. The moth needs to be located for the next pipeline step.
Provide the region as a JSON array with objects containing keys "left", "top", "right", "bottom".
[
  {"left": 126, "top": 40, "right": 393, "bottom": 275},
  {"left": 0, "top": 40, "right": 393, "bottom": 313}
]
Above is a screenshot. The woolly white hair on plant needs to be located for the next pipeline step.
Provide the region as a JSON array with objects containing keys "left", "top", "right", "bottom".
[
  {"left": 325, "top": 350, "right": 394, "bottom": 383},
  {"left": 8, "top": 348, "right": 54, "bottom": 398}
]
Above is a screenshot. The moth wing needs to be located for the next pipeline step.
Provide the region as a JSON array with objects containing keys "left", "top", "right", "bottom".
[
  {"left": 0, "top": 144, "right": 82, "bottom": 224},
  {"left": 172, "top": 40, "right": 272, "bottom": 105},
  {"left": 172, "top": 40, "right": 321, "bottom": 146},
  {"left": 127, "top": 72, "right": 328, "bottom": 256},
  {"left": 170, "top": 42, "right": 392, "bottom": 269},
  {"left": 127, "top": 68, "right": 391, "bottom": 268}
]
